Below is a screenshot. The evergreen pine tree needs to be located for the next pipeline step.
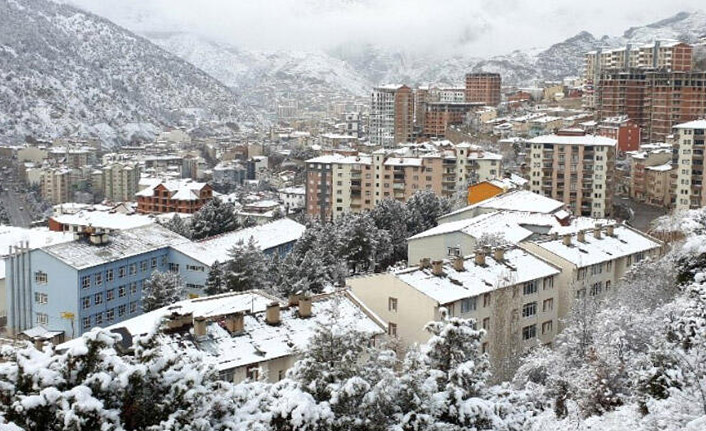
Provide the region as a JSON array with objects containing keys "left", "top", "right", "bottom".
[
  {"left": 191, "top": 197, "right": 239, "bottom": 240},
  {"left": 406, "top": 190, "right": 452, "bottom": 236},
  {"left": 142, "top": 271, "right": 185, "bottom": 312},
  {"left": 204, "top": 260, "right": 226, "bottom": 295},
  {"left": 162, "top": 213, "right": 193, "bottom": 239},
  {"left": 225, "top": 237, "right": 268, "bottom": 292}
]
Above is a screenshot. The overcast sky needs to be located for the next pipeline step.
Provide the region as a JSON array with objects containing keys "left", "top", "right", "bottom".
[{"left": 67, "top": 0, "right": 704, "bottom": 56}]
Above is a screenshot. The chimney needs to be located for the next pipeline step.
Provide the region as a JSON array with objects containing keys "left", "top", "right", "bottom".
[
  {"left": 594, "top": 224, "right": 602, "bottom": 239},
  {"left": 266, "top": 302, "right": 281, "bottom": 325},
  {"left": 193, "top": 316, "right": 207, "bottom": 338},
  {"left": 563, "top": 234, "right": 572, "bottom": 246},
  {"left": 419, "top": 258, "right": 431, "bottom": 269},
  {"left": 475, "top": 249, "right": 486, "bottom": 266},
  {"left": 431, "top": 260, "right": 444, "bottom": 276},
  {"left": 288, "top": 293, "right": 301, "bottom": 306},
  {"left": 453, "top": 256, "right": 465, "bottom": 271},
  {"left": 298, "top": 296, "right": 312, "bottom": 318},
  {"left": 34, "top": 337, "right": 45, "bottom": 351},
  {"left": 606, "top": 224, "right": 615, "bottom": 237},
  {"left": 166, "top": 312, "right": 193, "bottom": 331},
  {"left": 577, "top": 230, "right": 586, "bottom": 243},
  {"left": 225, "top": 312, "right": 244, "bottom": 334},
  {"left": 551, "top": 232, "right": 559, "bottom": 240},
  {"left": 493, "top": 248, "right": 505, "bottom": 262}
]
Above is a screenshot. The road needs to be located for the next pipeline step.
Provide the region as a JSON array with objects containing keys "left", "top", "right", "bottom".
[
  {"left": 620, "top": 197, "right": 668, "bottom": 232},
  {"left": 0, "top": 157, "right": 34, "bottom": 228}
]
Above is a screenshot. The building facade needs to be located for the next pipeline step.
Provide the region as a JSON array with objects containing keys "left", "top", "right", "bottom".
[
  {"left": 369, "top": 85, "right": 414, "bottom": 147},
  {"left": 102, "top": 162, "right": 140, "bottom": 202},
  {"left": 673, "top": 120, "right": 706, "bottom": 210},
  {"left": 136, "top": 180, "right": 213, "bottom": 214},
  {"left": 465, "top": 73, "right": 501, "bottom": 106},
  {"left": 527, "top": 131, "right": 616, "bottom": 218}
]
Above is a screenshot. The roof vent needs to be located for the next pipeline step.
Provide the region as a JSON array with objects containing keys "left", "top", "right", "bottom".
[
  {"left": 298, "top": 296, "right": 312, "bottom": 318},
  {"left": 577, "top": 230, "right": 586, "bottom": 243},
  {"left": 225, "top": 312, "right": 244, "bottom": 335},
  {"left": 493, "top": 248, "right": 505, "bottom": 262},
  {"left": 453, "top": 256, "right": 465, "bottom": 271},
  {"left": 563, "top": 234, "right": 572, "bottom": 246},
  {"left": 431, "top": 260, "right": 444, "bottom": 276},
  {"left": 266, "top": 302, "right": 281, "bottom": 325},
  {"left": 419, "top": 258, "right": 431, "bottom": 269},
  {"left": 594, "top": 224, "right": 602, "bottom": 239},
  {"left": 606, "top": 224, "right": 615, "bottom": 237},
  {"left": 475, "top": 249, "right": 486, "bottom": 266}
]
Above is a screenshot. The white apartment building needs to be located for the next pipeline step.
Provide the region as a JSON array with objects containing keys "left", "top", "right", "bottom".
[
  {"left": 527, "top": 131, "right": 616, "bottom": 218},
  {"left": 673, "top": 120, "right": 706, "bottom": 210},
  {"left": 370, "top": 85, "right": 413, "bottom": 147}
]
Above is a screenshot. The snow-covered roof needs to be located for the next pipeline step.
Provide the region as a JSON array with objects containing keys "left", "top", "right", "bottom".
[
  {"left": 58, "top": 290, "right": 385, "bottom": 372},
  {"left": 528, "top": 134, "right": 617, "bottom": 147},
  {"left": 646, "top": 163, "right": 673, "bottom": 172},
  {"left": 673, "top": 120, "right": 706, "bottom": 130},
  {"left": 439, "top": 190, "right": 565, "bottom": 223},
  {"left": 394, "top": 248, "right": 560, "bottom": 305},
  {"left": 51, "top": 211, "right": 154, "bottom": 231},
  {"left": 0, "top": 226, "right": 75, "bottom": 279},
  {"left": 40, "top": 225, "right": 189, "bottom": 270},
  {"left": 279, "top": 186, "right": 305, "bottom": 195},
  {"left": 384, "top": 158, "right": 423, "bottom": 167},
  {"left": 172, "top": 218, "right": 305, "bottom": 266},
  {"left": 135, "top": 179, "right": 209, "bottom": 200},
  {"left": 527, "top": 225, "right": 661, "bottom": 268}
]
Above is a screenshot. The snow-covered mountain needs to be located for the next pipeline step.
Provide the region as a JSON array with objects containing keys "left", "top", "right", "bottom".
[
  {"left": 0, "top": 0, "right": 259, "bottom": 146},
  {"left": 140, "top": 10, "right": 706, "bottom": 110}
]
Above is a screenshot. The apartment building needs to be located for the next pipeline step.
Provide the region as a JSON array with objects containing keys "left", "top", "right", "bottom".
[
  {"left": 627, "top": 143, "right": 673, "bottom": 206},
  {"left": 422, "top": 102, "right": 479, "bottom": 138},
  {"left": 57, "top": 290, "right": 385, "bottom": 383},
  {"left": 136, "top": 179, "right": 213, "bottom": 214},
  {"left": 102, "top": 162, "right": 140, "bottom": 202},
  {"left": 348, "top": 247, "right": 561, "bottom": 380},
  {"left": 40, "top": 167, "right": 73, "bottom": 204},
  {"left": 520, "top": 224, "right": 662, "bottom": 324},
  {"left": 4, "top": 224, "right": 188, "bottom": 339},
  {"left": 527, "top": 131, "right": 616, "bottom": 218},
  {"left": 673, "top": 120, "right": 706, "bottom": 210},
  {"left": 370, "top": 85, "right": 414, "bottom": 147},
  {"left": 465, "top": 73, "right": 501, "bottom": 106},
  {"left": 597, "top": 115, "right": 642, "bottom": 153},
  {"left": 306, "top": 144, "right": 503, "bottom": 219}
]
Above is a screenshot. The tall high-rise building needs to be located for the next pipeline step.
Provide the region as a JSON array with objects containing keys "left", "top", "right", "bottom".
[
  {"left": 102, "top": 162, "right": 140, "bottom": 202},
  {"left": 597, "top": 70, "right": 706, "bottom": 143},
  {"left": 527, "top": 131, "right": 616, "bottom": 218},
  {"left": 673, "top": 120, "right": 706, "bottom": 211},
  {"left": 369, "top": 85, "right": 414, "bottom": 147},
  {"left": 40, "top": 168, "right": 72, "bottom": 204},
  {"left": 465, "top": 73, "right": 501, "bottom": 106}
]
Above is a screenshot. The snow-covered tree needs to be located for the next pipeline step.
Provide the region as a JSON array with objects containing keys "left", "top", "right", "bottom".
[
  {"left": 142, "top": 271, "right": 185, "bottom": 312},
  {"left": 369, "top": 198, "right": 410, "bottom": 266},
  {"left": 406, "top": 190, "right": 452, "bottom": 236},
  {"left": 225, "top": 237, "right": 268, "bottom": 292},
  {"left": 161, "top": 213, "right": 193, "bottom": 239},
  {"left": 204, "top": 260, "right": 226, "bottom": 295},
  {"left": 191, "top": 197, "right": 239, "bottom": 240},
  {"left": 336, "top": 213, "right": 392, "bottom": 274}
]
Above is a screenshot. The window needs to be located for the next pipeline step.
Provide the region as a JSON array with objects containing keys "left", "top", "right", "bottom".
[
  {"left": 542, "top": 320, "right": 553, "bottom": 335},
  {"left": 388, "top": 322, "right": 398, "bottom": 337},
  {"left": 606, "top": 260, "right": 612, "bottom": 272},
  {"left": 82, "top": 297, "right": 91, "bottom": 309},
  {"left": 627, "top": 255, "right": 633, "bottom": 266},
  {"left": 106, "top": 309, "right": 115, "bottom": 322},
  {"left": 129, "top": 264, "right": 137, "bottom": 276},
  {"left": 522, "top": 302, "right": 537, "bottom": 318},
  {"left": 482, "top": 317, "right": 490, "bottom": 330},
  {"left": 141, "top": 260, "right": 148, "bottom": 272},
  {"left": 605, "top": 280, "right": 611, "bottom": 291},
  {"left": 151, "top": 258, "right": 157, "bottom": 268},
  {"left": 95, "top": 312, "right": 103, "bottom": 325},
  {"left": 543, "top": 298, "right": 554, "bottom": 312},
  {"left": 590, "top": 282, "right": 602, "bottom": 296},
  {"left": 81, "top": 275, "right": 91, "bottom": 289},
  {"left": 118, "top": 304, "right": 127, "bottom": 317},
  {"left": 83, "top": 316, "right": 91, "bottom": 330},
  {"left": 168, "top": 263, "right": 180, "bottom": 273},
  {"left": 94, "top": 293, "right": 103, "bottom": 305},
  {"left": 94, "top": 272, "right": 103, "bottom": 286},
  {"left": 522, "top": 324, "right": 537, "bottom": 340},
  {"left": 187, "top": 265, "right": 205, "bottom": 272},
  {"left": 543, "top": 277, "right": 553, "bottom": 290},
  {"left": 161, "top": 256, "right": 168, "bottom": 266},
  {"left": 447, "top": 246, "right": 461, "bottom": 257},
  {"left": 130, "top": 301, "right": 138, "bottom": 314},
  {"left": 36, "top": 312, "right": 49, "bottom": 325},
  {"left": 118, "top": 266, "right": 126, "bottom": 278},
  {"left": 461, "top": 297, "right": 477, "bottom": 313},
  {"left": 482, "top": 342, "right": 489, "bottom": 354},
  {"left": 34, "top": 292, "right": 48, "bottom": 304},
  {"left": 119, "top": 286, "right": 126, "bottom": 298},
  {"left": 34, "top": 271, "right": 48, "bottom": 284},
  {"left": 106, "top": 269, "right": 114, "bottom": 282},
  {"left": 246, "top": 365, "right": 259, "bottom": 381},
  {"left": 107, "top": 289, "right": 115, "bottom": 302},
  {"left": 130, "top": 282, "right": 137, "bottom": 295},
  {"left": 523, "top": 280, "right": 537, "bottom": 295},
  {"left": 388, "top": 297, "right": 398, "bottom": 312},
  {"left": 483, "top": 293, "right": 491, "bottom": 307},
  {"left": 576, "top": 288, "right": 586, "bottom": 299}
]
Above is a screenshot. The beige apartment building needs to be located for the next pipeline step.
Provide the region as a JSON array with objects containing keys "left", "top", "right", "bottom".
[
  {"left": 673, "top": 120, "right": 706, "bottom": 211},
  {"left": 306, "top": 144, "right": 502, "bottom": 219},
  {"left": 102, "top": 162, "right": 141, "bottom": 202},
  {"left": 370, "top": 85, "right": 414, "bottom": 147},
  {"left": 520, "top": 224, "right": 662, "bottom": 324},
  {"left": 527, "top": 131, "right": 616, "bottom": 218},
  {"left": 348, "top": 247, "right": 561, "bottom": 380},
  {"left": 627, "top": 143, "right": 673, "bottom": 207},
  {"left": 40, "top": 167, "right": 72, "bottom": 204}
]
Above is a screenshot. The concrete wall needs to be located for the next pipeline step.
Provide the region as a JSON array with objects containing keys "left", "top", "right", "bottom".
[{"left": 407, "top": 232, "right": 477, "bottom": 264}]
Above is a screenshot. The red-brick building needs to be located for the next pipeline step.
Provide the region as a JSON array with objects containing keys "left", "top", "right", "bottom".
[
  {"left": 136, "top": 180, "right": 213, "bottom": 214},
  {"left": 465, "top": 73, "right": 501, "bottom": 106},
  {"left": 597, "top": 116, "right": 642, "bottom": 153}
]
